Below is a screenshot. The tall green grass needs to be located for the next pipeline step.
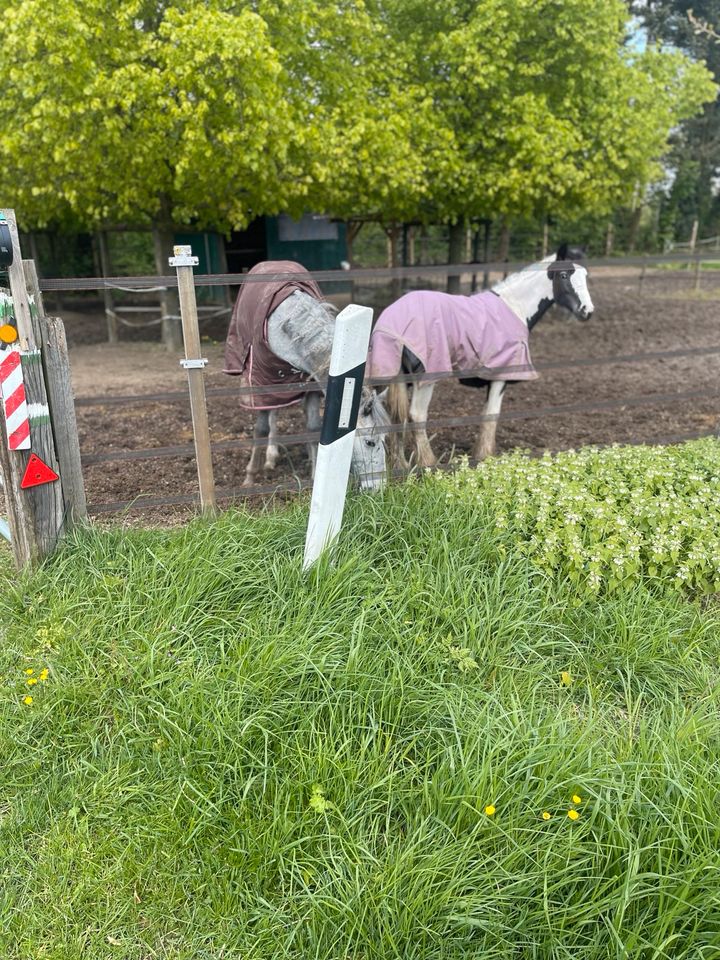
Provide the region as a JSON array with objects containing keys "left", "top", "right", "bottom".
[{"left": 0, "top": 469, "right": 719, "bottom": 958}]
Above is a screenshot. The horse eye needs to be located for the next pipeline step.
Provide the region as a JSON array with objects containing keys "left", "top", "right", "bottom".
[
  {"left": 560, "top": 272, "right": 568, "bottom": 280},
  {"left": 365, "top": 439, "right": 376, "bottom": 448}
]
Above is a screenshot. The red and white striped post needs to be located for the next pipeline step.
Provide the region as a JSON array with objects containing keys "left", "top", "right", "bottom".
[{"left": 0, "top": 349, "right": 31, "bottom": 450}]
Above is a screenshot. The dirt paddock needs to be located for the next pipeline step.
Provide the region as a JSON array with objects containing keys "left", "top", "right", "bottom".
[{"left": 26, "top": 269, "right": 720, "bottom": 524}]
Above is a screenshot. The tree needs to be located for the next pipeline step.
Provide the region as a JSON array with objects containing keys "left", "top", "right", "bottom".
[
  {"left": 316, "top": 0, "right": 716, "bottom": 278},
  {"left": 0, "top": 0, "right": 304, "bottom": 348},
  {"left": 631, "top": 0, "right": 720, "bottom": 243}
]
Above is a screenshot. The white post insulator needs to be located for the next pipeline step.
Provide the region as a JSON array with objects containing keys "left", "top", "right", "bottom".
[{"left": 303, "top": 303, "right": 373, "bottom": 571}]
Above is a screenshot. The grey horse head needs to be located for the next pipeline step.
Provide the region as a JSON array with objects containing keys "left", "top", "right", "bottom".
[{"left": 352, "top": 387, "right": 390, "bottom": 491}]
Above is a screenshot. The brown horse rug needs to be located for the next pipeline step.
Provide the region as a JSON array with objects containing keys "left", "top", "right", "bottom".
[{"left": 223, "top": 260, "right": 323, "bottom": 409}]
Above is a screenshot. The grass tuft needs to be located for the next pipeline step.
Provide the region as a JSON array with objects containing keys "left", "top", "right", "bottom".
[{"left": 1, "top": 450, "right": 720, "bottom": 957}]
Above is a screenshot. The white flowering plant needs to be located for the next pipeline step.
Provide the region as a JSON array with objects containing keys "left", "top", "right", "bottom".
[{"left": 435, "top": 439, "right": 720, "bottom": 594}]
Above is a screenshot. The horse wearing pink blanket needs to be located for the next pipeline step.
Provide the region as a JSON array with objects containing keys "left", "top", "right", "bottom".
[{"left": 367, "top": 245, "right": 594, "bottom": 467}]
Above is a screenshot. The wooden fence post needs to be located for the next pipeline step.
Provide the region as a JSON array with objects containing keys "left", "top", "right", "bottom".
[
  {"left": 23, "top": 260, "right": 87, "bottom": 526},
  {"left": 694, "top": 256, "right": 702, "bottom": 293},
  {"left": 0, "top": 209, "right": 64, "bottom": 567},
  {"left": 170, "top": 245, "right": 216, "bottom": 515}
]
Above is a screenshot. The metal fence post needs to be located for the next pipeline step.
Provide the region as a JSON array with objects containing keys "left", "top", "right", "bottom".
[{"left": 170, "top": 245, "right": 216, "bottom": 515}]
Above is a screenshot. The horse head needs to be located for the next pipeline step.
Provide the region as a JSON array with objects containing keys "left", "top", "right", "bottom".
[
  {"left": 548, "top": 244, "right": 594, "bottom": 321},
  {"left": 351, "top": 386, "right": 390, "bottom": 491}
]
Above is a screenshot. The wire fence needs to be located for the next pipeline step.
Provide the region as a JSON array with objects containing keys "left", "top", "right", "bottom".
[
  {"left": 28, "top": 255, "right": 720, "bottom": 516},
  {"left": 34, "top": 252, "right": 720, "bottom": 293}
]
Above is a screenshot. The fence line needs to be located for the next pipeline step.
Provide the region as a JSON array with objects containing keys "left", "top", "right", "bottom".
[
  {"left": 36, "top": 253, "right": 720, "bottom": 293},
  {"left": 86, "top": 428, "right": 720, "bottom": 515},
  {"left": 73, "top": 343, "right": 720, "bottom": 409},
  {"left": 80, "top": 385, "right": 720, "bottom": 467}
]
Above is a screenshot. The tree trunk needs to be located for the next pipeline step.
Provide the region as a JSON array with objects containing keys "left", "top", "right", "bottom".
[
  {"left": 152, "top": 223, "right": 183, "bottom": 352},
  {"left": 447, "top": 220, "right": 465, "bottom": 294},
  {"left": 605, "top": 222, "right": 614, "bottom": 257},
  {"left": 497, "top": 220, "right": 511, "bottom": 279},
  {"left": 627, "top": 206, "right": 643, "bottom": 254},
  {"left": 384, "top": 222, "right": 402, "bottom": 301},
  {"left": 97, "top": 230, "right": 118, "bottom": 344},
  {"left": 48, "top": 232, "right": 63, "bottom": 313},
  {"left": 217, "top": 233, "right": 231, "bottom": 307},
  {"left": 482, "top": 219, "right": 492, "bottom": 290},
  {"left": 345, "top": 221, "right": 363, "bottom": 301}
]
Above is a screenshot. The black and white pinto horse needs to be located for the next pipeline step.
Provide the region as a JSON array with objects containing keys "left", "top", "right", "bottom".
[
  {"left": 382, "top": 246, "right": 594, "bottom": 467},
  {"left": 243, "top": 292, "right": 391, "bottom": 489}
]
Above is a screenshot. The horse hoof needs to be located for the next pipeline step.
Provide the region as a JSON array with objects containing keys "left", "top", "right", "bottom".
[{"left": 242, "top": 475, "right": 257, "bottom": 488}]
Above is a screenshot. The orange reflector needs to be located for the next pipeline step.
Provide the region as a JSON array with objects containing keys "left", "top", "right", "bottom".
[{"left": 0, "top": 324, "right": 18, "bottom": 344}]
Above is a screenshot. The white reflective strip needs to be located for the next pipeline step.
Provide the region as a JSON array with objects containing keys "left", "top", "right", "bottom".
[
  {"left": 303, "top": 432, "right": 355, "bottom": 570},
  {"left": 337, "top": 377, "right": 355, "bottom": 429},
  {"left": 0, "top": 517, "right": 10, "bottom": 542},
  {"left": 328, "top": 305, "right": 373, "bottom": 376}
]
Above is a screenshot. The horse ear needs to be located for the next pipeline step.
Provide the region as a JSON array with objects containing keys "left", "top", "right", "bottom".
[
  {"left": 376, "top": 387, "right": 389, "bottom": 403},
  {"left": 556, "top": 243, "right": 569, "bottom": 261}
]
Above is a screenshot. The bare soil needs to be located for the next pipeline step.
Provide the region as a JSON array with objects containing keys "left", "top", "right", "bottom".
[{"left": 15, "top": 269, "right": 720, "bottom": 525}]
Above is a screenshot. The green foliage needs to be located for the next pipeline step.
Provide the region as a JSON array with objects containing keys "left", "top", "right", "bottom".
[
  {"left": 0, "top": 0, "right": 300, "bottom": 230},
  {"left": 330, "top": 0, "right": 716, "bottom": 228},
  {"left": 1, "top": 471, "right": 720, "bottom": 955},
  {"left": 0, "top": 0, "right": 714, "bottom": 240},
  {"left": 632, "top": 0, "right": 720, "bottom": 244},
  {"left": 438, "top": 438, "right": 720, "bottom": 595}
]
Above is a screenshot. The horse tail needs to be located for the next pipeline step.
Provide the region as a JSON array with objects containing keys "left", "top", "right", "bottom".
[
  {"left": 387, "top": 381, "right": 409, "bottom": 467},
  {"left": 387, "top": 381, "right": 409, "bottom": 427}
]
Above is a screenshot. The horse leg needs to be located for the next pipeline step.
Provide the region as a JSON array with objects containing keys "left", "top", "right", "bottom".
[
  {"left": 304, "top": 391, "right": 322, "bottom": 477},
  {"left": 244, "top": 410, "right": 270, "bottom": 486},
  {"left": 473, "top": 380, "right": 506, "bottom": 460},
  {"left": 409, "top": 382, "right": 437, "bottom": 468},
  {"left": 264, "top": 410, "right": 280, "bottom": 473}
]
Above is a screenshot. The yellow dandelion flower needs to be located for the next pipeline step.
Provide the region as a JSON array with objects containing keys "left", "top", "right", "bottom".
[
  {"left": 572, "top": 795, "right": 582, "bottom": 805},
  {"left": 23, "top": 696, "right": 33, "bottom": 706},
  {"left": 484, "top": 805, "right": 496, "bottom": 816},
  {"left": 560, "top": 671, "right": 572, "bottom": 687},
  {"left": 542, "top": 811, "right": 551, "bottom": 821},
  {"left": 27, "top": 678, "right": 38, "bottom": 686},
  {"left": 24, "top": 669, "right": 34, "bottom": 676},
  {"left": 567, "top": 809, "right": 579, "bottom": 821},
  {"left": 39, "top": 669, "right": 49, "bottom": 682}
]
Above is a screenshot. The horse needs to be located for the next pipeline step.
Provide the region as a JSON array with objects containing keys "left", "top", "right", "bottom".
[
  {"left": 223, "top": 260, "right": 390, "bottom": 490},
  {"left": 367, "top": 245, "right": 594, "bottom": 467}
]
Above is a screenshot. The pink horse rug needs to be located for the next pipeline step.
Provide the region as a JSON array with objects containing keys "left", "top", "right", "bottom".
[
  {"left": 223, "top": 261, "right": 323, "bottom": 410},
  {"left": 366, "top": 290, "right": 537, "bottom": 382}
]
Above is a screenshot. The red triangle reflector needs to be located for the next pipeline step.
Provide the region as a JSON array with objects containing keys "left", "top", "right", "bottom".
[{"left": 21, "top": 454, "right": 59, "bottom": 489}]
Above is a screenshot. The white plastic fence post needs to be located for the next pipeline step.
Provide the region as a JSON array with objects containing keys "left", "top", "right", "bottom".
[{"left": 303, "top": 303, "right": 373, "bottom": 571}]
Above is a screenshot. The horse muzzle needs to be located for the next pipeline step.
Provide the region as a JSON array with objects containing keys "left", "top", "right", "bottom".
[{"left": 358, "top": 472, "right": 386, "bottom": 493}]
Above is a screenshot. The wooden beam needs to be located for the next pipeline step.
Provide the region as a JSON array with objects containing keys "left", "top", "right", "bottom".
[
  {"left": 0, "top": 209, "right": 63, "bottom": 566},
  {"left": 23, "top": 260, "right": 87, "bottom": 527}
]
